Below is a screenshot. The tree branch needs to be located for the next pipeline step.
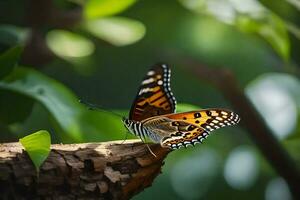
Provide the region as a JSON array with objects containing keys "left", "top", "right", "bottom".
[
  {"left": 183, "top": 61, "right": 300, "bottom": 199},
  {"left": 0, "top": 140, "right": 170, "bottom": 199}
]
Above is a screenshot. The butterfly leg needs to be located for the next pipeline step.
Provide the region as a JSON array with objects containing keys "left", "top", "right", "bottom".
[
  {"left": 134, "top": 133, "right": 156, "bottom": 157},
  {"left": 146, "top": 144, "right": 157, "bottom": 158},
  {"left": 121, "top": 131, "right": 129, "bottom": 144},
  {"left": 137, "top": 134, "right": 157, "bottom": 157}
]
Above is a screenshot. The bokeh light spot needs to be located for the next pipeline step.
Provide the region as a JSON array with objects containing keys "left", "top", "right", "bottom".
[
  {"left": 246, "top": 73, "right": 299, "bottom": 139},
  {"left": 224, "top": 146, "right": 258, "bottom": 190},
  {"left": 84, "top": 0, "right": 137, "bottom": 19},
  {"left": 265, "top": 177, "right": 292, "bottom": 200},
  {"left": 46, "top": 30, "right": 95, "bottom": 58},
  {"left": 171, "top": 148, "right": 221, "bottom": 199},
  {"left": 83, "top": 17, "right": 146, "bottom": 46}
]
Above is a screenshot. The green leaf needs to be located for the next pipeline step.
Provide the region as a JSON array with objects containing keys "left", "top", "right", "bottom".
[
  {"left": 19, "top": 130, "right": 51, "bottom": 171},
  {"left": 84, "top": 0, "right": 137, "bottom": 19},
  {"left": 0, "top": 67, "right": 84, "bottom": 141},
  {"left": 46, "top": 30, "right": 95, "bottom": 58},
  {"left": 236, "top": 14, "right": 290, "bottom": 61},
  {"left": 258, "top": 0, "right": 300, "bottom": 26},
  {"left": 179, "top": 0, "right": 290, "bottom": 60},
  {"left": 83, "top": 17, "right": 146, "bottom": 46},
  {"left": 0, "top": 45, "right": 23, "bottom": 79},
  {"left": 286, "top": 22, "right": 300, "bottom": 41},
  {"left": 0, "top": 67, "right": 125, "bottom": 142}
]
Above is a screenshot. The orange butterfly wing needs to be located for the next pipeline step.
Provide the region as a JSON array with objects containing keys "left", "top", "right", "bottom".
[
  {"left": 125, "top": 64, "right": 240, "bottom": 150},
  {"left": 163, "top": 108, "right": 240, "bottom": 133},
  {"left": 160, "top": 109, "right": 240, "bottom": 149},
  {"left": 129, "top": 63, "right": 176, "bottom": 121}
]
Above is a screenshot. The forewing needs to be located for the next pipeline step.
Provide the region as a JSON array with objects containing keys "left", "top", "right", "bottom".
[{"left": 129, "top": 63, "right": 176, "bottom": 121}]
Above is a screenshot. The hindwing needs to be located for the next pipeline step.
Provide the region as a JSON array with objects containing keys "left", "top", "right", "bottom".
[{"left": 163, "top": 109, "right": 240, "bottom": 133}]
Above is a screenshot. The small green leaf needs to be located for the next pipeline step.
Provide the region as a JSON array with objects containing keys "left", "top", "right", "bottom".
[
  {"left": 83, "top": 17, "right": 146, "bottom": 46},
  {"left": 84, "top": 0, "right": 137, "bottom": 19},
  {"left": 19, "top": 130, "right": 51, "bottom": 171},
  {"left": 0, "top": 45, "right": 23, "bottom": 79},
  {"left": 46, "top": 30, "right": 95, "bottom": 58}
]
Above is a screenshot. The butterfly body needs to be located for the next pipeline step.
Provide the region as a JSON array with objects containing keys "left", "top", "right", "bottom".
[
  {"left": 123, "top": 63, "right": 240, "bottom": 150},
  {"left": 122, "top": 118, "right": 164, "bottom": 143}
]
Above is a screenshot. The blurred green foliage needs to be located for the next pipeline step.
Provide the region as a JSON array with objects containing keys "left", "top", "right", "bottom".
[
  {"left": 84, "top": 0, "right": 137, "bottom": 19},
  {"left": 46, "top": 30, "right": 95, "bottom": 58},
  {"left": 0, "top": 46, "right": 22, "bottom": 78},
  {"left": 82, "top": 17, "right": 146, "bottom": 46},
  {"left": 0, "top": 0, "right": 300, "bottom": 199},
  {"left": 179, "top": 0, "right": 291, "bottom": 60}
]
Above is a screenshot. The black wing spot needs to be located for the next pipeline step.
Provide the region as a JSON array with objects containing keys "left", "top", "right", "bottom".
[
  {"left": 206, "top": 111, "right": 212, "bottom": 116},
  {"left": 176, "top": 132, "right": 182, "bottom": 136},
  {"left": 194, "top": 112, "right": 201, "bottom": 118},
  {"left": 183, "top": 117, "right": 187, "bottom": 120},
  {"left": 195, "top": 120, "right": 200, "bottom": 124},
  {"left": 172, "top": 121, "right": 180, "bottom": 126},
  {"left": 206, "top": 119, "right": 213, "bottom": 123},
  {"left": 187, "top": 125, "right": 196, "bottom": 131},
  {"left": 171, "top": 132, "right": 182, "bottom": 137}
]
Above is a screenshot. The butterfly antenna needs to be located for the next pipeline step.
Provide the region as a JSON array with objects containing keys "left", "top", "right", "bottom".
[{"left": 79, "top": 99, "right": 124, "bottom": 118}]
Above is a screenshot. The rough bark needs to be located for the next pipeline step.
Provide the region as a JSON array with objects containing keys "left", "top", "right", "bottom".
[{"left": 0, "top": 140, "right": 170, "bottom": 200}]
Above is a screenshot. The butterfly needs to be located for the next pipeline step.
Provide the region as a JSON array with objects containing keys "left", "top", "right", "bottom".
[{"left": 122, "top": 63, "right": 240, "bottom": 150}]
